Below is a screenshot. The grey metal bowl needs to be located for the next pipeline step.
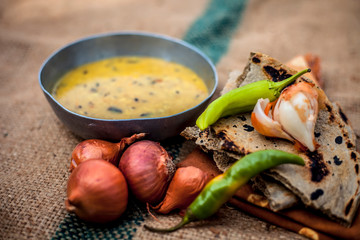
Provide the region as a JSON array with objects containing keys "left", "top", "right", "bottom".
[{"left": 39, "top": 32, "right": 218, "bottom": 141}]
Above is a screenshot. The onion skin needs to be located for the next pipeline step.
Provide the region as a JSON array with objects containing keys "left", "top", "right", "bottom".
[
  {"left": 70, "top": 133, "right": 145, "bottom": 171},
  {"left": 70, "top": 139, "right": 121, "bottom": 170},
  {"left": 176, "top": 147, "right": 221, "bottom": 178},
  {"left": 65, "top": 159, "right": 128, "bottom": 223},
  {"left": 119, "top": 140, "right": 175, "bottom": 205},
  {"left": 152, "top": 166, "right": 211, "bottom": 214}
]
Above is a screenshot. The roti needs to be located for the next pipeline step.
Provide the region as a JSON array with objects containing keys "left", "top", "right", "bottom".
[{"left": 181, "top": 52, "right": 360, "bottom": 226}]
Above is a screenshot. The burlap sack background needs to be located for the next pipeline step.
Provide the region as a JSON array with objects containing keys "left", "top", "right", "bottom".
[{"left": 0, "top": 0, "right": 359, "bottom": 239}]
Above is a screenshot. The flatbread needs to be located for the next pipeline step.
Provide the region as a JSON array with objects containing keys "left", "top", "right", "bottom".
[
  {"left": 252, "top": 175, "right": 299, "bottom": 212},
  {"left": 181, "top": 52, "right": 360, "bottom": 226}
]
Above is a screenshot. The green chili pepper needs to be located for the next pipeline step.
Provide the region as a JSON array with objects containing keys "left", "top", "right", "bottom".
[
  {"left": 144, "top": 149, "right": 304, "bottom": 232},
  {"left": 196, "top": 69, "right": 311, "bottom": 130}
]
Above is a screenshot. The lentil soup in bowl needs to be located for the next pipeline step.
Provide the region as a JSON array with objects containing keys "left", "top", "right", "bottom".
[{"left": 39, "top": 32, "right": 218, "bottom": 141}]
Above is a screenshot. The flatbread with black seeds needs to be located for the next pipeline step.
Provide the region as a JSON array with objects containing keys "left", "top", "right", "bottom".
[
  {"left": 252, "top": 175, "right": 299, "bottom": 212},
  {"left": 181, "top": 52, "right": 360, "bottom": 226}
]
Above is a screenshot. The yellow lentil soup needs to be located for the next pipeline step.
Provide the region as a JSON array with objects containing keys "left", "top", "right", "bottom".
[{"left": 52, "top": 56, "right": 209, "bottom": 119}]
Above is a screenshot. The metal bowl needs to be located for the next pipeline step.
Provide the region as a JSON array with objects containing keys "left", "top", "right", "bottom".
[{"left": 39, "top": 32, "right": 218, "bottom": 141}]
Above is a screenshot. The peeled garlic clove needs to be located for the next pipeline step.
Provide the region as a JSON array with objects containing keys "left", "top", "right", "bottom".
[
  {"left": 251, "top": 98, "right": 294, "bottom": 141},
  {"left": 273, "top": 82, "right": 319, "bottom": 152}
]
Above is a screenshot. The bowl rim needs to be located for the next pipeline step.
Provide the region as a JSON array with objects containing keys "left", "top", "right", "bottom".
[{"left": 38, "top": 31, "right": 218, "bottom": 122}]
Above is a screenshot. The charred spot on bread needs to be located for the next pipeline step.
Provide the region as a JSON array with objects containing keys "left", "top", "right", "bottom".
[
  {"left": 252, "top": 56, "right": 261, "bottom": 63},
  {"left": 217, "top": 131, "right": 240, "bottom": 153},
  {"left": 306, "top": 150, "right": 329, "bottom": 182},
  {"left": 333, "top": 156, "right": 343, "bottom": 166},
  {"left": 199, "top": 128, "right": 210, "bottom": 138},
  {"left": 346, "top": 141, "right": 354, "bottom": 149},
  {"left": 351, "top": 152, "right": 357, "bottom": 161},
  {"left": 310, "top": 189, "right": 324, "bottom": 200},
  {"left": 243, "top": 124, "right": 254, "bottom": 132},
  {"left": 237, "top": 115, "right": 247, "bottom": 121},
  {"left": 345, "top": 198, "right": 354, "bottom": 216},
  {"left": 355, "top": 164, "right": 359, "bottom": 175},
  {"left": 337, "top": 105, "right": 349, "bottom": 124},
  {"left": 335, "top": 136, "right": 343, "bottom": 144},
  {"left": 325, "top": 103, "right": 332, "bottom": 112},
  {"left": 325, "top": 103, "right": 336, "bottom": 122},
  {"left": 263, "top": 66, "right": 293, "bottom": 82}
]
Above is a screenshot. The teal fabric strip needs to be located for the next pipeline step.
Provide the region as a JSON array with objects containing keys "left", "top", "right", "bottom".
[
  {"left": 52, "top": 201, "right": 145, "bottom": 240},
  {"left": 183, "top": 0, "right": 248, "bottom": 65}
]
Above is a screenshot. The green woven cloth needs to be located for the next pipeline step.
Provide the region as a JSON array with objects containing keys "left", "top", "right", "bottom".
[
  {"left": 183, "top": 0, "right": 247, "bottom": 64},
  {"left": 53, "top": 202, "right": 145, "bottom": 240}
]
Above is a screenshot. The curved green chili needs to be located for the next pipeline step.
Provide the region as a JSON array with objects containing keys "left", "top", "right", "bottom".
[
  {"left": 196, "top": 69, "right": 311, "bottom": 130},
  {"left": 144, "top": 149, "right": 304, "bottom": 232}
]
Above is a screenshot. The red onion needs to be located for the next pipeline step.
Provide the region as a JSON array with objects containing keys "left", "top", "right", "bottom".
[
  {"left": 70, "top": 133, "right": 145, "bottom": 170},
  {"left": 119, "top": 140, "right": 175, "bottom": 205},
  {"left": 65, "top": 159, "right": 128, "bottom": 223},
  {"left": 152, "top": 166, "right": 211, "bottom": 214}
]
